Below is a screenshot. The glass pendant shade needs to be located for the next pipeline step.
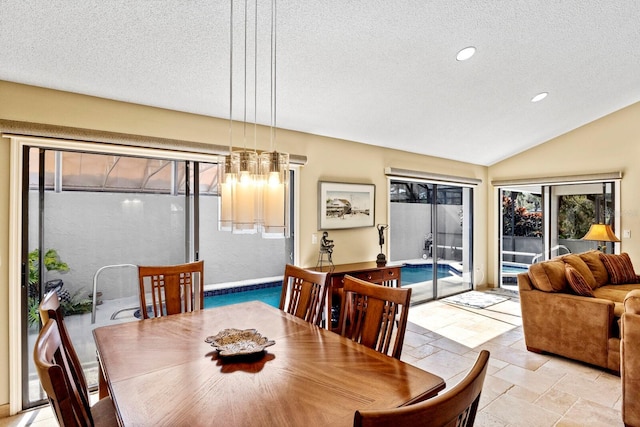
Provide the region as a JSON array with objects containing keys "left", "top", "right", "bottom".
[
  {"left": 232, "top": 150, "right": 259, "bottom": 234},
  {"left": 217, "top": 154, "right": 234, "bottom": 231},
  {"left": 260, "top": 151, "right": 289, "bottom": 238},
  {"left": 217, "top": 0, "right": 288, "bottom": 239}
]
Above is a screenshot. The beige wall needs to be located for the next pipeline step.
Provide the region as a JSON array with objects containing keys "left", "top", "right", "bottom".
[
  {"left": 0, "top": 80, "right": 487, "bottom": 407},
  {"left": 488, "top": 101, "right": 640, "bottom": 284},
  {"left": 2, "top": 80, "right": 637, "bottom": 412}
]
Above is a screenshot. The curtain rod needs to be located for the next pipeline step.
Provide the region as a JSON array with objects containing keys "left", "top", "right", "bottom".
[
  {"left": 385, "top": 167, "right": 482, "bottom": 186},
  {"left": 491, "top": 171, "right": 622, "bottom": 187},
  {"left": 0, "top": 119, "right": 307, "bottom": 165}
]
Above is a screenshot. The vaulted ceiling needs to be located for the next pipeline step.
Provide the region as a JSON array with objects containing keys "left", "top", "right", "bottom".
[{"left": 2, "top": 1, "right": 640, "bottom": 166}]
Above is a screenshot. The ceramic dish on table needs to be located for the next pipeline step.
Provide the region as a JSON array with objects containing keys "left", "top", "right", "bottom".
[{"left": 205, "top": 328, "right": 275, "bottom": 357}]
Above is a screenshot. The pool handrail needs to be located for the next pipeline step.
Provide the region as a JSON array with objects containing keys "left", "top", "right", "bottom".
[
  {"left": 91, "top": 263, "right": 137, "bottom": 324},
  {"left": 530, "top": 245, "right": 571, "bottom": 264}
]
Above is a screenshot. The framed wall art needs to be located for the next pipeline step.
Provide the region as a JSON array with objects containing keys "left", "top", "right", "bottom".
[{"left": 318, "top": 181, "right": 375, "bottom": 230}]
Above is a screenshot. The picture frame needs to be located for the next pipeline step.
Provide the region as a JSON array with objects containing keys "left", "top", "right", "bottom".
[{"left": 318, "top": 181, "right": 375, "bottom": 230}]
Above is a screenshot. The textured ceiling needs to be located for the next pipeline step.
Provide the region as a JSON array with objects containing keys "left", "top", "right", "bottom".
[{"left": 2, "top": 1, "right": 640, "bottom": 166}]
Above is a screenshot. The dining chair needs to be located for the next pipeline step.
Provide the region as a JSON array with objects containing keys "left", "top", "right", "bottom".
[
  {"left": 338, "top": 275, "right": 412, "bottom": 360},
  {"left": 137, "top": 260, "right": 204, "bottom": 319},
  {"left": 353, "top": 350, "right": 491, "bottom": 427},
  {"left": 279, "top": 264, "right": 329, "bottom": 326},
  {"left": 39, "top": 290, "right": 91, "bottom": 405},
  {"left": 34, "top": 318, "right": 119, "bottom": 427}
]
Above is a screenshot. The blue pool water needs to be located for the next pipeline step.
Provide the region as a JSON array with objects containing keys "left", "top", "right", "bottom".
[
  {"left": 204, "top": 283, "right": 282, "bottom": 309},
  {"left": 502, "top": 264, "right": 528, "bottom": 274},
  {"left": 401, "top": 264, "right": 459, "bottom": 285},
  {"left": 198, "top": 263, "right": 529, "bottom": 309},
  {"left": 202, "top": 265, "right": 462, "bottom": 308}
]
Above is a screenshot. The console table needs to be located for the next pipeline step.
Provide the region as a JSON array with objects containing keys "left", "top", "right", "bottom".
[{"left": 313, "top": 261, "right": 402, "bottom": 330}]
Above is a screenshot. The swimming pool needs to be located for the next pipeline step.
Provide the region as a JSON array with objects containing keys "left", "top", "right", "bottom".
[
  {"left": 401, "top": 264, "right": 460, "bottom": 285},
  {"left": 203, "top": 281, "right": 282, "bottom": 309},
  {"left": 197, "top": 263, "right": 529, "bottom": 309},
  {"left": 203, "top": 265, "right": 461, "bottom": 308},
  {"left": 502, "top": 264, "right": 529, "bottom": 274}
]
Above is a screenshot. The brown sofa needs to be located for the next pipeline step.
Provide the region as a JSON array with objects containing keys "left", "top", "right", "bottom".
[
  {"left": 622, "top": 290, "right": 640, "bottom": 426},
  {"left": 517, "top": 250, "right": 640, "bottom": 373}
]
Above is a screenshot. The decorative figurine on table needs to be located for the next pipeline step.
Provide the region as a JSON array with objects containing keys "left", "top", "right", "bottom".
[
  {"left": 317, "top": 231, "right": 335, "bottom": 268},
  {"left": 376, "top": 224, "right": 389, "bottom": 266}
]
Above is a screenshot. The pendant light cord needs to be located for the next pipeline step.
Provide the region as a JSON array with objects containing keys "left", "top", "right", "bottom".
[
  {"left": 254, "top": 0, "right": 258, "bottom": 153},
  {"left": 229, "top": 0, "right": 233, "bottom": 154},
  {"left": 243, "top": 0, "right": 248, "bottom": 150},
  {"left": 270, "top": 0, "right": 277, "bottom": 150}
]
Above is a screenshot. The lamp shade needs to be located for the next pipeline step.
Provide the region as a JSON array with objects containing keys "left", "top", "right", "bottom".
[{"left": 581, "top": 224, "right": 621, "bottom": 242}]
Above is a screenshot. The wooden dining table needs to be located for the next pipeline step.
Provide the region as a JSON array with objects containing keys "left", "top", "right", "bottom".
[{"left": 93, "top": 301, "right": 445, "bottom": 426}]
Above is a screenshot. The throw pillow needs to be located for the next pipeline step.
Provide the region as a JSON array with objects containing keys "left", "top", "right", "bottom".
[
  {"left": 562, "top": 254, "right": 597, "bottom": 289},
  {"left": 564, "top": 265, "right": 594, "bottom": 297},
  {"left": 579, "top": 250, "right": 609, "bottom": 288},
  {"left": 528, "top": 261, "right": 567, "bottom": 292},
  {"left": 599, "top": 252, "right": 638, "bottom": 285}
]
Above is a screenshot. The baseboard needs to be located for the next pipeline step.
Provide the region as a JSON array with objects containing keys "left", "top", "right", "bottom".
[{"left": 0, "top": 403, "right": 9, "bottom": 419}]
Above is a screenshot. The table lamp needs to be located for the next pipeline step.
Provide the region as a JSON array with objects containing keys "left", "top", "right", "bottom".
[{"left": 581, "top": 223, "right": 620, "bottom": 252}]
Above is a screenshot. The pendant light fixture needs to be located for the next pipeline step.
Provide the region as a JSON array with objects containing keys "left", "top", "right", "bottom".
[
  {"left": 218, "top": 0, "right": 289, "bottom": 238},
  {"left": 260, "top": 0, "right": 289, "bottom": 238},
  {"left": 219, "top": 0, "right": 259, "bottom": 234},
  {"left": 231, "top": 0, "right": 260, "bottom": 234},
  {"left": 218, "top": 0, "right": 236, "bottom": 232}
]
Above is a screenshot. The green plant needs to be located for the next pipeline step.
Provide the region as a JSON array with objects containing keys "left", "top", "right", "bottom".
[
  {"left": 61, "top": 290, "right": 93, "bottom": 316},
  {"left": 27, "top": 291, "right": 93, "bottom": 327},
  {"left": 558, "top": 195, "right": 595, "bottom": 239},
  {"left": 502, "top": 195, "right": 542, "bottom": 237},
  {"left": 27, "top": 248, "right": 71, "bottom": 326},
  {"left": 27, "top": 297, "right": 40, "bottom": 327},
  {"left": 28, "top": 248, "right": 69, "bottom": 288}
]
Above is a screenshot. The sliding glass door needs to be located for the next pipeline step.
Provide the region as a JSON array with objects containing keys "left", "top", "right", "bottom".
[
  {"left": 389, "top": 180, "right": 473, "bottom": 304},
  {"left": 23, "top": 148, "right": 192, "bottom": 408},
  {"left": 435, "top": 185, "right": 473, "bottom": 298},
  {"left": 499, "top": 181, "right": 618, "bottom": 289},
  {"left": 19, "top": 142, "right": 294, "bottom": 409}
]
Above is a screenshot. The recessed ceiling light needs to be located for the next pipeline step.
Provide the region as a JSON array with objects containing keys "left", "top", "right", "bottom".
[
  {"left": 531, "top": 92, "right": 548, "bottom": 103},
  {"left": 456, "top": 46, "right": 476, "bottom": 61}
]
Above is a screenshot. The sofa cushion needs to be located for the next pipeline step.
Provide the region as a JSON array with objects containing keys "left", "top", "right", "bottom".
[
  {"left": 579, "top": 250, "right": 609, "bottom": 288},
  {"left": 528, "top": 260, "right": 567, "bottom": 292},
  {"left": 565, "top": 265, "right": 594, "bottom": 297},
  {"left": 600, "top": 252, "right": 639, "bottom": 285},
  {"left": 562, "top": 254, "right": 597, "bottom": 289},
  {"left": 593, "top": 284, "right": 640, "bottom": 303}
]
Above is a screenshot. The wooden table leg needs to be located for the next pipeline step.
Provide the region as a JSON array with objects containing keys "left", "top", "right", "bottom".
[{"left": 98, "top": 360, "right": 109, "bottom": 399}]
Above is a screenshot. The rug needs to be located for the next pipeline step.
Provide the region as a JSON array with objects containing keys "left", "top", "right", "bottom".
[
  {"left": 442, "top": 290, "right": 508, "bottom": 309},
  {"left": 485, "top": 287, "right": 519, "bottom": 300}
]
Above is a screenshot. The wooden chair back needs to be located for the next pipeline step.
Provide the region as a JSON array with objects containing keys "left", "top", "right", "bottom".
[
  {"left": 279, "top": 264, "right": 329, "bottom": 326},
  {"left": 39, "top": 291, "right": 90, "bottom": 411},
  {"left": 339, "top": 275, "right": 412, "bottom": 359},
  {"left": 34, "top": 319, "right": 94, "bottom": 427},
  {"left": 354, "top": 350, "right": 491, "bottom": 427},
  {"left": 137, "top": 260, "right": 204, "bottom": 319}
]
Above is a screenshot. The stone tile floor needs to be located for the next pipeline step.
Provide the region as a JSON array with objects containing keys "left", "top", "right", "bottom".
[
  {"left": 1, "top": 295, "right": 624, "bottom": 426},
  {"left": 404, "top": 298, "right": 623, "bottom": 427}
]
